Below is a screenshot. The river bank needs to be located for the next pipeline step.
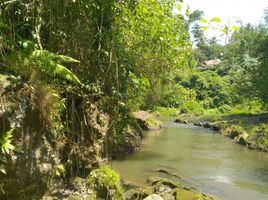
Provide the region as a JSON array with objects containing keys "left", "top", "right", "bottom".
[
  {"left": 172, "top": 112, "right": 268, "bottom": 153},
  {"left": 44, "top": 111, "right": 219, "bottom": 200},
  {"left": 112, "top": 120, "right": 268, "bottom": 200}
]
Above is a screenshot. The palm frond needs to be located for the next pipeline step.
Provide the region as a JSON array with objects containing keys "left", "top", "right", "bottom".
[
  {"left": 30, "top": 50, "right": 81, "bottom": 84},
  {"left": 56, "top": 54, "right": 80, "bottom": 63},
  {"left": 46, "top": 60, "right": 81, "bottom": 84}
]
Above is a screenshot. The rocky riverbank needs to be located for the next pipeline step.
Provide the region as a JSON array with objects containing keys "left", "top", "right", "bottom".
[
  {"left": 44, "top": 170, "right": 218, "bottom": 200},
  {"left": 111, "top": 110, "right": 162, "bottom": 159},
  {"left": 124, "top": 176, "right": 217, "bottom": 200},
  {"left": 174, "top": 114, "right": 268, "bottom": 152},
  {"left": 0, "top": 70, "right": 163, "bottom": 199}
]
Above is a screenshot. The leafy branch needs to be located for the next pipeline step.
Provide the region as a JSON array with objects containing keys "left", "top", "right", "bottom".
[
  {"left": 30, "top": 50, "right": 81, "bottom": 84},
  {"left": 0, "top": 129, "right": 15, "bottom": 175}
]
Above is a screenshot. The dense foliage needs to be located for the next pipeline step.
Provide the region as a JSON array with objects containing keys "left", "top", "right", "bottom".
[
  {"left": 1, "top": 0, "right": 268, "bottom": 198},
  {"left": 0, "top": 0, "right": 191, "bottom": 198},
  {"left": 160, "top": 12, "right": 268, "bottom": 115}
]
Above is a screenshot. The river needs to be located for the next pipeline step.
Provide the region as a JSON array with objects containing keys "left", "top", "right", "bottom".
[{"left": 112, "top": 120, "right": 268, "bottom": 200}]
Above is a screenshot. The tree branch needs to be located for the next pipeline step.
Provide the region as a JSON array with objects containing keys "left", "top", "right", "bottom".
[{"left": 1, "top": 0, "right": 21, "bottom": 6}]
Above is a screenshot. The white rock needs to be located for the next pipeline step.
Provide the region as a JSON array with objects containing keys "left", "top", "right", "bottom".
[{"left": 143, "top": 194, "right": 164, "bottom": 200}]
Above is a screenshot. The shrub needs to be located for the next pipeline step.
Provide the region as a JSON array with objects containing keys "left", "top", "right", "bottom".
[
  {"left": 230, "top": 100, "right": 264, "bottom": 115},
  {"left": 87, "top": 165, "right": 123, "bottom": 200}
]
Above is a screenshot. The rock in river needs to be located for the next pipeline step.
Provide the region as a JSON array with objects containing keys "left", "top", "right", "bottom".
[
  {"left": 133, "top": 111, "right": 162, "bottom": 130},
  {"left": 143, "top": 194, "right": 164, "bottom": 200}
]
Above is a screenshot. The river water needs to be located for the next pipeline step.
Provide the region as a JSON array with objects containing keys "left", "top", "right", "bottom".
[{"left": 112, "top": 121, "right": 268, "bottom": 200}]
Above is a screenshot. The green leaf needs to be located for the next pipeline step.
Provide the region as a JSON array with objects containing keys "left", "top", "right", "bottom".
[
  {"left": 55, "top": 171, "right": 61, "bottom": 177},
  {"left": 211, "top": 17, "right": 221, "bottom": 23},
  {"left": 0, "top": 129, "right": 15, "bottom": 155},
  {"left": 202, "top": 26, "right": 208, "bottom": 31},
  {"left": 31, "top": 50, "right": 80, "bottom": 64},
  {"left": 0, "top": 22, "right": 9, "bottom": 29},
  {"left": 0, "top": 165, "right": 6, "bottom": 174},
  {"left": 57, "top": 55, "right": 80, "bottom": 63},
  {"left": 177, "top": 3, "right": 182, "bottom": 11},
  {"left": 220, "top": 26, "right": 229, "bottom": 34},
  {"left": 31, "top": 50, "right": 81, "bottom": 84},
  {"left": 185, "top": 4, "right": 189, "bottom": 16},
  {"left": 200, "top": 18, "right": 208, "bottom": 23},
  {"left": 47, "top": 61, "right": 81, "bottom": 84},
  {"left": 7, "top": 143, "right": 15, "bottom": 151},
  {"left": 231, "top": 25, "right": 240, "bottom": 32},
  {"left": 21, "top": 40, "right": 35, "bottom": 52}
]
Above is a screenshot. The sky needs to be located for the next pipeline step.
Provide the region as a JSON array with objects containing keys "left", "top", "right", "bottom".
[
  {"left": 183, "top": 0, "right": 268, "bottom": 44},
  {"left": 186, "top": 0, "right": 268, "bottom": 25}
]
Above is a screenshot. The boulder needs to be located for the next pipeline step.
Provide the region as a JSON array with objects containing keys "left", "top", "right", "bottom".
[
  {"left": 124, "top": 188, "right": 153, "bottom": 200},
  {"left": 143, "top": 194, "right": 164, "bottom": 200},
  {"left": 209, "top": 123, "right": 221, "bottom": 131},
  {"left": 221, "top": 126, "right": 243, "bottom": 139},
  {"left": 147, "top": 177, "right": 180, "bottom": 189},
  {"left": 173, "top": 188, "right": 215, "bottom": 200},
  {"left": 194, "top": 122, "right": 203, "bottom": 127},
  {"left": 133, "top": 111, "right": 162, "bottom": 130},
  {"left": 174, "top": 118, "right": 189, "bottom": 124},
  {"left": 229, "top": 131, "right": 240, "bottom": 139},
  {"left": 203, "top": 122, "right": 211, "bottom": 128},
  {"left": 111, "top": 125, "right": 143, "bottom": 159},
  {"left": 155, "top": 183, "right": 172, "bottom": 193},
  {"left": 235, "top": 132, "right": 249, "bottom": 146}
]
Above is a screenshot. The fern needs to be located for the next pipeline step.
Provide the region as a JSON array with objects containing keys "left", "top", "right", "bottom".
[
  {"left": 31, "top": 50, "right": 80, "bottom": 63},
  {"left": 0, "top": 129, "right": 15, "bottom": 155},
  {"left": 30, "top": 50, "right": 81, "bottom": 84},
  {"left": 42, "top": 60, "right": 81, "bottom": 83}
]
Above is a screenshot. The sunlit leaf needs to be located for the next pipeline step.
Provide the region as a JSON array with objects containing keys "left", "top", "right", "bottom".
[
  {"left": 185, "top": 4, "right": 189, "bottom": 16},
  {"left": 202, "top": 26, "right": 208, "bottom": 31},
  {"left": 211, "top": 17, "right": 221, "bottom": 23},
  {"left": 231, "top": 25, "right": 240, "bottom": 32},
  {"left": 177, "top": 3, "right": 181, "bottom": 11},
  {"left": 200, "top": 18, "right": 208, "bottom": 23},
  {"left": 0, "top": 166, "right": 6, "bottom": 174},
  {"left": 220, "top": 26, "right": 229, "bottom": 34}
]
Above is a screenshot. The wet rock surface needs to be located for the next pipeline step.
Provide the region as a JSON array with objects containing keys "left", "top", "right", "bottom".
[
  {"left": 174, "top": 118, "right": 189, "bottom": 124},
  {"left": 112, "top": 111, "right": 163, "bottom": 159},
  {"left": 123, "top": 176, "right": 217, "bottom": 200},
  {"left": 111, "top": 126, "right": 143, "bottom": 159}
]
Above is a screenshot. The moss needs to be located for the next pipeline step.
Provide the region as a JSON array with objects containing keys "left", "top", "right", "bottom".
[
  {"left": 147, "top": 177, "right": 216, "bottom": 200},
  {"left": 174, "top": 188, "right": 215, "bottom": 200},
  {"left": 133, "top": 111, "right": 162, "bottom": 131},
  {"left": 145, "top": 116, "right": 162, "bottom": 130}
]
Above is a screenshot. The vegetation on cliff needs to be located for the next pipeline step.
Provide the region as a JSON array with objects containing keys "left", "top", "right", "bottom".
[{"left": 1, "top": 0, "right": 268, "bottom": 199}]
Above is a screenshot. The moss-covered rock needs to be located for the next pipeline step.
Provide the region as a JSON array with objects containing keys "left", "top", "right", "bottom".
[
  {"left": 111, "top": 125, "right": 143, "bottom": 159},
  {"left": 0, "top": 79, "right": 61, "bottom": 199},
  {"left": 124, "top": 187, "right": 153, "bottom": 200},
  {"left": 133, "top": 111, "right": 162, "bottom": 131},
  {"left": 146, "top": 177, "right": 217, "bottom": 200},
  {"left": 174, "top": 118, "right": 189, "bottom": 124}
]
